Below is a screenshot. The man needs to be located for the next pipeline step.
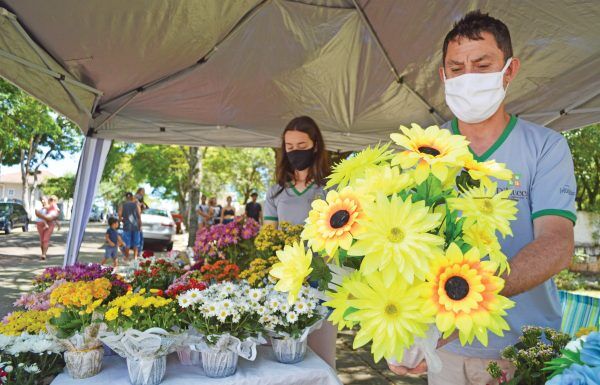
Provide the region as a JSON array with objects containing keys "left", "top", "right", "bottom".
[
  {"left": 135, "top": 187, "right": 148, "bottom": 252},
  {"left": 196, "top": 195, "right": 211, "bottom": 229},
  {"left": 389, "top": 11, "right": 576, "bottom": 385},
  {"left": 118, "top": 192, "right": 142, "bottom": 261},
  {"left": 245, "top": 192, "right": 263, "bottom": 224},
  {"left": 209, "top": 197, "right": 222, "bottom": 225}
]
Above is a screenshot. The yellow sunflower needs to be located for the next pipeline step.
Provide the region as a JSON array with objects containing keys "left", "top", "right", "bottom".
[
  {"left": 343, "top": 271, "right": 432, "bottom": 362},
  {"left": 463, "top": 222, "right": 510, "bottom": 274},
  {"left": 270, "top": 241, "right": 313, "bottom": 304},
  {"left": 448, "top": 182, "right": 518, "bottom": 237},
  {"left": 302, "top": 188, "right": 365, "bottom": 257},
  {"left": 422, "top": 243, "right": 514, "bottom": 346},
  {"left": 348, "top": 193, "right": 444, "bottom": 286},
  {"left": 324, "top": 271, "right": 363, "bottom": 331},
  {"left": 326, "top": 143, "right": 394, "bottom": 189},
  {"left": 464, "top": 157, "right": 513, "bottom": 185},
  {"left": 355, "top": 165, "right": 414, "bottom": 198},
  {"left": 390, "top": 123, "right": 471, "bottom": 184}
]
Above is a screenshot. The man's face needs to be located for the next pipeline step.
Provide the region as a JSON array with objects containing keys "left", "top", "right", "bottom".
[
  {"left": 440, "top": 32, "right": 519, "bottom": 84},
  {"left": 251, "top": 195, "right": 257, "bottom": 202},
  {"left": 110, "top": 222, "right": 119, "bottom": 229},
  {"left": 201, "top": 196, "right": 207, "bottom": 204}
]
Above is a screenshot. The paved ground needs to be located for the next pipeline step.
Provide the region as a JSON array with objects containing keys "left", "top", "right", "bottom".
[{"left": 0, "top": 223, "right": 426, "bottom": 384}]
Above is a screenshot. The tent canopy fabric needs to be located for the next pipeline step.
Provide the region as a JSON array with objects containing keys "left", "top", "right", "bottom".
[{"left": 1, "top": 0, "right": 599, "bottom": 151}]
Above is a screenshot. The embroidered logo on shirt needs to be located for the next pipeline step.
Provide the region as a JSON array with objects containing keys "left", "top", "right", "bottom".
[
  {"left": 559, "top": 185, "right": 575, "bottom": 196},
  {"left": 507, "top": 173, "right": 521, "bottom": 188}
]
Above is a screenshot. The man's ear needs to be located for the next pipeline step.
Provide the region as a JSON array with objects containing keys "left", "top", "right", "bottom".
[
  {"left": 438, "top": 66, "right": 446, "bottom": 83},
  {"left": 505, "top": 58, "right": 520, "bottom": 85}
]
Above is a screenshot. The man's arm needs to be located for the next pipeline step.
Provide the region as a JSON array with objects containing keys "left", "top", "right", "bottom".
[
  {"left": 501, "top": 215, "right": 573, "bottom": 296},
  {"left": 118, "top": 205, "right": 123, "bottom": 222},
  {"left": 136, "top": 205, "right": 142, "bottom": 229}
]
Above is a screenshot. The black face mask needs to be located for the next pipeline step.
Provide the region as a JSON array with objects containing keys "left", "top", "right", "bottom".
[{"left": 286, "top": 148, "right": 315, "bottom": 171}]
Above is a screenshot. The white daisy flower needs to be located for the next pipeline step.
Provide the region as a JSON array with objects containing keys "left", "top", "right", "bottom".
[{"left": 286, "top": 311, "right": 299, "bottom": 324}]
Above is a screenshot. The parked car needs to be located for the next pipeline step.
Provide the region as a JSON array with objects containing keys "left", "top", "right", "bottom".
[
  {"left": 0, "top": 199, "right": 29, "bottom": 234},
  {"left": 141, "top": 208, "right": 175, "bottom": 251}
]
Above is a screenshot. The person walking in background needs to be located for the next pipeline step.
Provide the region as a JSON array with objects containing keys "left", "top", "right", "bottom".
[
  {"left": 196, "top": 195, "right": 211, "bottom": 229},
  {"left": 35, "top": 195, "right": 60, "bottom": 261},
  {"left": 245, "top": 192, "right": 262, "bottom": 224},
  {"left": 220, "top": 196, "right": 236, "bottom": 225},
  {"left": 209, "top": 197, "right": 221, "bottom": 225},
  {"left": 101, "top": 217, "right": 123, "bottom": 267},
  {"left": 118, "top": 192, "right": 142, "bottom": 261},
  {"left": 135, "top": 187, "right": 148, "bottom": 252}
]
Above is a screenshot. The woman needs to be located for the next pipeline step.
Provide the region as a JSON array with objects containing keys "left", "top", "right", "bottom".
[
  {"left": 220, "top": 196, "right": 236, "bottom": 224},
  {"left": 264, "top": 116, "right": 337, "bottom": 368},
  {"left": 35, "top": 195, "right": 60, "bottom": 261}
]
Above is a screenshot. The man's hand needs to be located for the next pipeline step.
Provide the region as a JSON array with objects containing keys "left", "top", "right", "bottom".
[{"left": 387, "top": 331, "right": 458, "bottom": 376}]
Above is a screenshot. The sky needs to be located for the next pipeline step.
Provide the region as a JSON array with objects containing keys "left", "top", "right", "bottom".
[{"left": 1, "top": 151, "right": 81, "bottom": 177}]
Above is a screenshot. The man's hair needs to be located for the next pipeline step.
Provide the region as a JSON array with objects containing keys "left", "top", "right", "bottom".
[
  {"left": 108, "top": 217, "right": 118, "bottom": 226},
  {"left": 443, "top": 10, "right": 512, "bottom": 64},
  {"left": 250, "top": 192, "right": 258, "bottom": 197}
]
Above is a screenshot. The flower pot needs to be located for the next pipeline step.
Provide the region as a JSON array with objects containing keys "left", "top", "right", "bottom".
[
  {"left": 201, "top": 349, "right": 238, "bottom": 378},
  {"left": 126, "top": 355, "right": 167, "bottom": 385},
  {"left": 271, "top": 336, "right": 307, "bottom": 364},
  {"left": 64, "top": 346, "right": 103, "bottom": 379},
  {"left": 176, "top": 346, "right": 201, "bottom": 366}
]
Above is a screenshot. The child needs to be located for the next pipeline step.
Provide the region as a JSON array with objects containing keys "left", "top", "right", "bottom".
[{"left": 101, "top": 217, "right": 124, "bottom": 267}]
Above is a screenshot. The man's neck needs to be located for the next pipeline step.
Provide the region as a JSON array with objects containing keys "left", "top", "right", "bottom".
[{"left": 457, "top": 107, "right": 510, "bottom": 157}]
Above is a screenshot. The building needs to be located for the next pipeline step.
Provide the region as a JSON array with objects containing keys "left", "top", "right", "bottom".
[{"left": 0, "top": 170, "right": 56, "bottom": 215}]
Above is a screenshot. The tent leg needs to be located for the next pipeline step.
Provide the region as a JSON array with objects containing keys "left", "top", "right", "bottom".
[{"left": 63, "top": 136, "right": 112, "bottom": 266}]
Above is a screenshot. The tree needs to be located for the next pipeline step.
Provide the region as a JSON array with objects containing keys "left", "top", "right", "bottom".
[
  {"left": 203, "top": 147, "right": 275, "bottom": 203},
  {"left": 41, "top": 174, "right": 76, "bottom": 200},
  {"left": 0, "top": 78, "right": 82, "bottom": 213},
  {"left": 98, "top": 143, "right": 140, "bottom": 210},
  {"left": 564, "top": 124, "right": 600, "bottom": 211}
]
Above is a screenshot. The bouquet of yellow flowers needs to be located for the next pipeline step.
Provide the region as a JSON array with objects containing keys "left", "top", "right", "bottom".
[
  {"left": 254, "top": 222, "right": 303, "bottom": 256},
  {"left": 0, "top": 310, "right": 51, "bottom": 336},
  {"left": 240, "top": 256, "right": 279, "bottom": 287},
  {"left": 270, "top": 123, "right": 518, "bottom": 364}
]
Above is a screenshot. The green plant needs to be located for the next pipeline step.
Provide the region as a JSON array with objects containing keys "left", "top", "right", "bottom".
[{"left": 554, "top": 269, "right": 582, "bottom": 291}]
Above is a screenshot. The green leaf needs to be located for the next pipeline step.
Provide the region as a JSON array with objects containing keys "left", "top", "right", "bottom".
[
  {"left": 309, "top": 255, "right": 332, "bottom": 291},
  {"left": 342, "top": 306, "right": 359, "bottom": 319}
]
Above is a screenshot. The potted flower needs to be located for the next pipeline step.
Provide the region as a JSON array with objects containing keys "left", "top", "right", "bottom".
[
  {"left": 46, "top": 277, "right": 112, "bottom": 379},
  {"left": 131, "top": 259, "right": 185, "bottom": 292},
  {"left": 259, "top": 285, "right": 326, "bottom": 364},
  {"left": 178, "top": 281, "right": 265, "bottom": 378},
  {"left": 100, "top": 289, "right": 185, "bottom": 385}
]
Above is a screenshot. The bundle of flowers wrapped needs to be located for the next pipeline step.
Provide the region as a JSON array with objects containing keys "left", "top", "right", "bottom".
[
  {"left": 270, "top": 123, "right": 518, "bottom": 366},
  {"left": 100, "top": 289, "right": 186, "bottom": 385},
  {"left": 200, "top": 260, "right": 240, "bottom": 283},
  {"left": 177, "top": 281, "right": 266, "bottom": 378},
  {"left": 131, "top": 258, "right": 185, "bottom": 292},
  {"left": 258, "top": 285, "right": 327, "bottom": 364},
  {"left": 33, "top": 263, "right": 128, "bottom": 300},
  {"left": 194, "top": 217, "right": 260, "bottom": 266},
  {"left": 239, "top": 256, "right": 279, "bottom": 287},
  {"left": 254, "top": 222, "right": 303, "bottom": 256},
  {"left": 0, "top": 332, "right": 65, "bottom": 385},
  {"left": 45, "top": 278, "right": 113, "bottom": 379}
]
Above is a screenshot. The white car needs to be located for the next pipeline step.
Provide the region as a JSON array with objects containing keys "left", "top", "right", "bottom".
[{"left": 141, "top": 208, "right": 175, "bottom": 251}]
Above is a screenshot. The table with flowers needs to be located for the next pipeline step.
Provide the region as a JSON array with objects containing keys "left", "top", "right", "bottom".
[{"left": 51, "top": 346, "right": 341, "bottom": 385}]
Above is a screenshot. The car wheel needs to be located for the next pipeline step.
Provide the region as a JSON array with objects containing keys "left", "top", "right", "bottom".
[
  {"left": 166, "top": 242, "right": 174, "bottom": 251},
  {"left": 22, "top": 221, "right": 28, "bottom": 232},
  {"left": 5, "top": 222, "right": 12, "bottom": 235}
]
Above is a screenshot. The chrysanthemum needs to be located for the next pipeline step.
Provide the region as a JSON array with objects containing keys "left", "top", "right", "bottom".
[
  {"left": 326, "top": 143, "right": 394, "bottom": 189},
  {"left": 464, "top": 157, "right": 513, "bottom": 185},
  {"left": 302, "top": 188, "right": 365, "bottom": 257},
  {"left": 355, "top": 165, "right": 414, "bottom": 198},
  {"left": 463, "top": 222, "right": 510, "bottom": 274},
  {"left": 390, "top": 123, "right": 471, "bottom": 183},
  {"left": 324, "top": 271, "right": 363, "bottom": 331},
  {"left": 343, "top": 271, "right": 431, "bottom": 362},
  {"left": 270, "top": 242, "right": 313, "bottom": 304},
  {"left": 422, "top": 243, "right": 515, "bottom": 346},
  {"left": 348, "top": 193, "right": 444, "bottom": 286},
  {"left": 448, "top": 182, "right": 517, "bottom": 237}
]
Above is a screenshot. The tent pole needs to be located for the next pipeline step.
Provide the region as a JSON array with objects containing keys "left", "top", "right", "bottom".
[
  {"left": 351, "top": 0, "right": 445, "bottom": 125},
  {"left": 543, "top": 88, "right": 600, "bottom": 126}
]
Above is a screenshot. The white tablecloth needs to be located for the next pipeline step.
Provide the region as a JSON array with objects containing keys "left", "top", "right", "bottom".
[{"left": 51, "top": 346, "right": 341, "bottom": 385}]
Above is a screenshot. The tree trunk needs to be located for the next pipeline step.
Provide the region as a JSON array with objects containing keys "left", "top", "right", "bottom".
[{"left": 186, "top": 146, "right": 202, "bottom": 248}]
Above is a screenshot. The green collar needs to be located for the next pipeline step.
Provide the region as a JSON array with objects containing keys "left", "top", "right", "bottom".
[
  {"left": 291, "top": 182, "right": 314, "bottom": 196},
  {"left": 451, "top": 115, "right": 518, "bottom": 161}
]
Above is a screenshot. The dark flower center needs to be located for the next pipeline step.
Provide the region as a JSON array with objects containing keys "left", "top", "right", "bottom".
[
  {"left": 418, "top": 146, "right": 441, "bottom": 157},
  {"left": 385, "top": 304, "right": 398, "bottom": 315},
  {"left": 445, "top": 276, "right": 470, "bottom": 300},
  {"left": 330, "top": 210, "right": 350, "bottom": 229}
]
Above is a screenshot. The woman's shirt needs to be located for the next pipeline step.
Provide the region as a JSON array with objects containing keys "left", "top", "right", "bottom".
[
  {"left": 264, "top": 182, "right": 326, "bottom": 226},
  {"left": 35, "top": 207, "right": 47, "bottom": 223}
]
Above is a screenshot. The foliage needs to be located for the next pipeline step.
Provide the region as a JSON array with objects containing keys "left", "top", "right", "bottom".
[
  {"left": 564, "top": 124, "right": 600, "bottom": 212},
  {"left": 554, "top": 269, "right": 582, "bottom": 291},
  {"left": 487, "top": 326, "right": 571, "bottom": 385},
  {"left": 98, "top": 143, "right": 140, "bottom": 209},
  {"left": 40, "top": 174, "right": 75, "bottom": 200}
]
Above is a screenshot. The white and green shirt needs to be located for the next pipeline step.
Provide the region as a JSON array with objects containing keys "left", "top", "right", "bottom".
[
  {"left": 444, "top": 115, "right": 577, "bottom": 359},
  {"left": 264, "top": 182, "right": 326, "bottom": 226}
]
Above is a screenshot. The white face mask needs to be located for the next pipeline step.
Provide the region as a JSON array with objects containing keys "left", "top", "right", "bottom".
[{"left": 444, "top": 58, "right": 512, "bottom": 124}]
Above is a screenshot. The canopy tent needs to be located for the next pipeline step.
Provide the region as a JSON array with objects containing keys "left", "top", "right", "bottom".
[{"left": 0, "top": 0, "right": 599, "bottom": 264}]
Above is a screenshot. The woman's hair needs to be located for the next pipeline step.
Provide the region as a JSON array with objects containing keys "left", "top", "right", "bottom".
[{"left": 275, "top": 116, "right": 330, "bottom": 193}]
